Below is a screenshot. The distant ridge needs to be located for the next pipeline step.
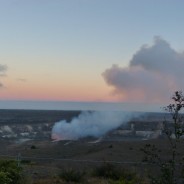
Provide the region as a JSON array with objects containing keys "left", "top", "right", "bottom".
[{"left": 0, "top": 100, "right": 163, "bottom": 112}]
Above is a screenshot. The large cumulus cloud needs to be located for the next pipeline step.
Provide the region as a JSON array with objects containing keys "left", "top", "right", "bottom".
[{"left": 102, "top": 37, "right": 184, "bottom": 103}]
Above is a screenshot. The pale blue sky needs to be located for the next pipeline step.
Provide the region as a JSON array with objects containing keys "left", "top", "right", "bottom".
[
  {"left": 0, "top": 0, "right": 184, "bottom": 107},
  {"left": 1, "top": 0, "right": 184, "bottom": 64}
]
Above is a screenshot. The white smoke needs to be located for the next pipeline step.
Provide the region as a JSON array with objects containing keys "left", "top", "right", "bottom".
[
  {"left": 51, "top": 111, "right": 133, "bottom": 140},
  {"left": 102, "top": 37, "right": 184, "bottom": 103}
]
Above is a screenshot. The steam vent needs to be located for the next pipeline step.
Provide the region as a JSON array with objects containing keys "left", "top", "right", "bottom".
[{"left": 0, "top": 110, "right": 170, "bottom": 142}]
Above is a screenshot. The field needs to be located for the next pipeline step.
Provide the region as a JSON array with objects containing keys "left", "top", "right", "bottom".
[{"left": 0, "top": 110, "right": 182, "bottom": 183}]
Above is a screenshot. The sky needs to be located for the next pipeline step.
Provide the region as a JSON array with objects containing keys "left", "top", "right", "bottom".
[{"left": 0, "top": 0, "right": 184, "bottom": 109}]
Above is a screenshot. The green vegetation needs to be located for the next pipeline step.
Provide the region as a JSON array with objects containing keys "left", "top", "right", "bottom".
[
  {"left": 59, "top": 168, "right": 85, "bottom": 183},
  {"left": 141, "top": 91, "right": 184, "bottom": 184},
  {"left": 30, "top": 145, "right": 37, "bottom": 149},
  {"left": 93, "top": 163, "right": 121, "bottom": 180},
  {"left": 0, "top": 160, "right": 24, "bottom": 184},
  {"left": 93, "top": 163, "right": 145, "bottom": 184}
]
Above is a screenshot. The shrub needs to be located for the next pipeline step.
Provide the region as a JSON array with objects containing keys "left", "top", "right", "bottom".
[
  {"left": 0, "top": 160, "right": 23, "bottom": 184},
  {"left": 31, "top": 145, "right": 36, "bottom": 149},
  {"left": 93, "top": 163, "right": 121, "bottom": 180},
  {"left": 110, "top": 179, "right": 142, "bottom": 184},
  {"left": 93, "top": 163, "right": 144, "bottom": 183},
  {"left": 0, "top": 171, "right": 12, "bottom": 184},
  {"left": 59, "top": 168, "right": 85, "bottom": 183},
  {"left": 141, "top": 91, "right": 184, "bottom": 184},
  {"left": 21, "top": 159, "right": 32, "bottom": 165}
]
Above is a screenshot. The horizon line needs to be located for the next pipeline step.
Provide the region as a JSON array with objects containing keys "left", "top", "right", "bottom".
[{"left": 0, "top": 100, "right": 164, "bottom": 112}]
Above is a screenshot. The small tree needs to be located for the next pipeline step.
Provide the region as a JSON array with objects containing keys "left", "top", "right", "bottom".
[{"left": 141, "top": 91, "right": 184, "bottom": 184}]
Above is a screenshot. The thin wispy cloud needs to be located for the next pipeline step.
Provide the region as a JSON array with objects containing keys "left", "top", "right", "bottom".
[
  {"left": 0, "top": 64, "right": 7, "bottom": 76},
  {"left": 0, "top": 64, "right": 8, "bottom": 88},
  {"left": 17, "top": 78, "right": 27, "bottom": 82},
  {"left": 103, "top": 37, "right": 184, "bottom": 103}
]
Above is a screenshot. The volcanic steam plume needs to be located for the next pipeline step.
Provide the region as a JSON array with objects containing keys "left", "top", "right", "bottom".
[{"left": 52, "top": 111, "right": 132, "bottom": 140}]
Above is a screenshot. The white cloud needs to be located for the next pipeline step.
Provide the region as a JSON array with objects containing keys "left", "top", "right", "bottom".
[
  {"left": 0, "top": 64, "right": 7, "bottom": 88},
  {"left": 0, "top": 64, "right": 7, "bottom": 76},
  {"left": 103, "top": 37, "right": 184, "bottom": 103}
]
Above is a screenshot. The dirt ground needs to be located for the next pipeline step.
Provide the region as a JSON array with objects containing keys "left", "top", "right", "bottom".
[{"left": 0, "top": 110, "right": 182, "bottom": 183}]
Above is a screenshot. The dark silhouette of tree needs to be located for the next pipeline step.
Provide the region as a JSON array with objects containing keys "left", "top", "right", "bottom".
[{"left": 141, "top": 91, "right": 184, "bottom": 184}]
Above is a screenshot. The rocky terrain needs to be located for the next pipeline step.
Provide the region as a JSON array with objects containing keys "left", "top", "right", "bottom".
[
  {"left": 0, "top": 110, "right": 179, "bottom": 184},
  {"left": 0, "top": 110, "right": 80, "bottom": 142},
  {"left": 0, "top": 110, "right": 172, "bottom": 142}
]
